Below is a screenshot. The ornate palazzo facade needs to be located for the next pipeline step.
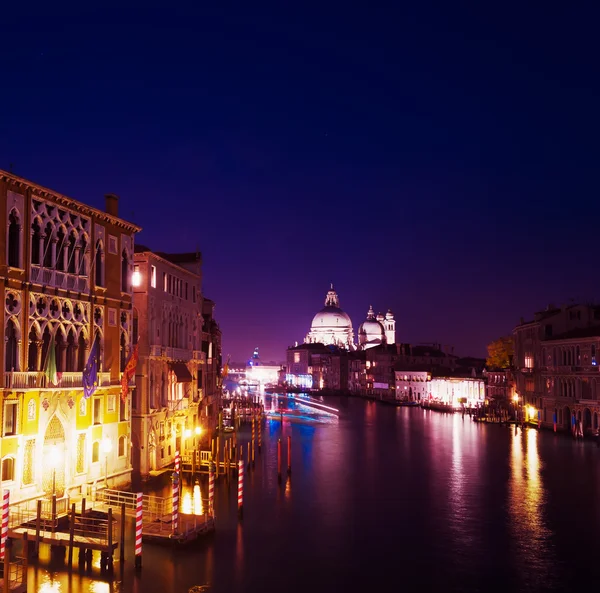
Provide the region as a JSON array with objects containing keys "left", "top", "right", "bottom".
[{"left": 0, "top": 170, "right": 140, "bottom": 502}]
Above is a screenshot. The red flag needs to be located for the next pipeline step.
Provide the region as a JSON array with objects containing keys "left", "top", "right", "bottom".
[{"left": 121, "top": 344, "right": 139, "bottom": 402}]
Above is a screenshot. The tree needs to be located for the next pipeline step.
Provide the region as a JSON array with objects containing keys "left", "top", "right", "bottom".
[{"left": 486, "top": 336, "right": 514, "bottom": 369}]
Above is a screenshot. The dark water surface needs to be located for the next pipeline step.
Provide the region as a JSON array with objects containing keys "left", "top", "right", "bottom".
[{"left": 28, "top": 396, "right": 600, "bottom": 592}]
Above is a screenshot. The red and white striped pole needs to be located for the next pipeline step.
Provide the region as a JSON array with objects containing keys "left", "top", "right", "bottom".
[
  {"left": 237, "top": 460, "right": 244, "bottom": 519},
  {"left": 209, "top": 463, "right": 215, "bottom": 516},
  {"left": 135, "top": 492, "right": 143, "bottom": 570},
  {"left": 1, "top": 490, "right": 9, "bottom": 560},
  {"left": 174, "top": 450, "right": 180, "bottom": 473},
  {"left": 172, "top": 472, "right": 179, "bottom": 535}
]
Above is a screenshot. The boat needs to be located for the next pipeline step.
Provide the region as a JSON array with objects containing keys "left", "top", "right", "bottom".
[{"left": 394, "top": 399, "right": 420, "bottom": 407}]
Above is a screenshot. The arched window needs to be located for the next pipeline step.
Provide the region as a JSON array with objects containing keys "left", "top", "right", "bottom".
[
  {"left": 92, "top": 441, "right": 100, "bottom": 463},
  {"left": 120, "top": 332, "right": 127, "bottom": 372},
  {"left": 5, "top": 319, "right": 18, "bottom": 372},
  {"left": 31, "top": 219, "right": 42, "bottom": 265},
  {"left": 28, "top": 326, "right": 39, "bottom": 371},
  {"left": 1, "top": 457, "right": 14, "bottom": 481},
  {"left": 79, "top": 235, "right": 88, "bottom": 275},
  {"left": 56, "top": 227, "right": 66, "bottom": 271},
  {"left": 67, "top": 231, "right": 77, "bottom": 274},
  {"left": 133, "top": 309, "right": 139, "bottom": 345},
  {"left": 8, "top": 210, "right": 20, "bottom": 268},
  {"left": 121, "top": 250, "right": 129, "bottom": 292},
  {"left": 41, "top": 325, "right": 52, "bottom": 370},
  {"left": 118, "top": 435, "right": 126, "bottom": 457},
  {"left": 66, "top": 328, "right": 76, "bottom": 372},
  {"left": 43, "top": 223, "right": 54, "bottom": 268},
  {"left": 77, "top": 332, "right": 87, "bottom": 371},
  {"left": 95, "top": 240, "right": 103, "bottom": 287},
  {"left": 55, "top": 330, "right": 65, "bottom": 373}
]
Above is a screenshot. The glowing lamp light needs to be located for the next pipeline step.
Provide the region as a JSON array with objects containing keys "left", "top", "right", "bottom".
[
  {"left": 102, "top": 437, "right": 112, "bottom": 454},
  {"left": 527, "top": 405, "right": 536, "bottom": 419},
  {"left": 184, "top": 428, "right": 192, "bottom": 438},
  {"left": 512, "top": 394, "right": 519, "bottom": 403},
  {"left": 49, "top": 444, "right": 61, "bottom": 467},
  {"left": 132, "top": 268, "right": 142, "bottom": 287},
  {"left": 195, "top": 426, "right": 202, "bottom": 435}
]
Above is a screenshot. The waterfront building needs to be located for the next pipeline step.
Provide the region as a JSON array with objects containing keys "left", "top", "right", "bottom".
[
  {"left": 305, "top": 285, "right": 356, "bottom": 350},
  {"left": 513, "top": 303, "right": 600, "bottom": 433},
  {"left": 484, "top": 369, "right": 514, "bottom": 404},
  {"left": 130, "top": 245, "right": 205, "bottom": 478},
  {"left": 394, "top": 369, "right": 431, "bottom": 402},
  {"left": 428, "top": 373, "right": 485, "bottom": 409},
  {"left": 245, "top": 347, "right": 281, "bottom": 387},
  {"left": 0, "top": 170, "right": 140, "bottom": 501}
]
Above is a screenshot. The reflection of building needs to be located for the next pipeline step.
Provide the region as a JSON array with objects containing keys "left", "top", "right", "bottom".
[
  {"left": 1, "top": 170, "right": 140, "bottom": 501},
  {"left": 131, "top": 246, "right": 204, "bottom": 478},
  {"left": 514, "top": 303, "right": 600, "bottom": 434}
]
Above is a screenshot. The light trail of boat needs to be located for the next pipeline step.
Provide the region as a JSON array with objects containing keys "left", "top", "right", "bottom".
[{"left": 274, "top": 393, "right": 339, "bottom": 414}]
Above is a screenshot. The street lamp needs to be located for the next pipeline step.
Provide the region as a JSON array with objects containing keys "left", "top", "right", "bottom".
[
  {"left": 49, "top": 445, "right": 60, "bottom": 496},
  {"left": 102, "top": 438, "right": 112, "bottom": 488}
]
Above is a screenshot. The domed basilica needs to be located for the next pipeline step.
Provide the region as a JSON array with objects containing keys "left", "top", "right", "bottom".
[{"left": 305, "top": 285, "right": 395, "bottom": 351}]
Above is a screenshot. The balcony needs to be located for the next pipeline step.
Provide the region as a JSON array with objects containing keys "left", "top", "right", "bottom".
[
  {"left": 164, "top": 347, "right": 192, "bottom": 361},
  {"left": 4, "top": 371, "right": 111, "bottom": 389},
  {"left": 149, "top": 345, "right": 163, "bottom": 357},
  {"left": 167, "top": 397, "right": 188, "bottom": 413},
  {"left": 30, "top": 265, "right": 89, "bottom": 292}
]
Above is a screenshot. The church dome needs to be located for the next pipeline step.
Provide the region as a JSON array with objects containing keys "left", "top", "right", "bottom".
[
  {"left": 311, "top": 306, "right": 353, "bottom": 330},
  {"left": 358, "top": 305, "right": 386, "bottom": 350}
]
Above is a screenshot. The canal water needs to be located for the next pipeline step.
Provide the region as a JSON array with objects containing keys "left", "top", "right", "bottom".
[{"left": 27, "top": 395, "right": 600, "bottom": 592}]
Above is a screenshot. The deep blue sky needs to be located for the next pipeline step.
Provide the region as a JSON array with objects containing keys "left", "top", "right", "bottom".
[{"left": 2, "top": 3, "right": 599, "bottom": 363}]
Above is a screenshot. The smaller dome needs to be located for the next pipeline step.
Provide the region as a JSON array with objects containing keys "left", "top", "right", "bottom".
[{"left": 386, "top": 309, "right": 394, "bottom": 320}]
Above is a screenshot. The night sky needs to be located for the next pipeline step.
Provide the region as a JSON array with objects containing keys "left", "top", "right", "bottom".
[{"left": 2, "top": 3, "right": 598, "bottom": 363}]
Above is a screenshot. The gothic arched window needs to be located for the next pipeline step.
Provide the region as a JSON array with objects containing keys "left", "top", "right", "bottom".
[
  {"left": 5, "top": 319, "right": 18, "bottom": 372},
  {"left": 31, "top": 220, "right": 42, "bottom": 266},
  {"left": 28, "top": 326, "right": 39, "bottom": 371},
  {"left": 43, "top": 223, "right": 54, "bottom": 268},
  {"left": 8, "top": 210, "right": 20, "bottom": 268},
  {"left": 67, "top": 231, "right": 77, "bottom": 274},
  {"left": 55, "top": 330, "right": 65, "bottom": 373},
  {"left": 56, "top": 227, "right": 66, "bottom": 271},
  {"left": 79, "top": 235, "right": 88, "bottom": 275},
  {"left": 66, "top": 328, "right": 76, "bottom": 372},
  {"left": 77, "top": 332, "right": 87, "bottom": 371},
  {"left": 41, "top": 325, "right": 52, "bottom": 369}
]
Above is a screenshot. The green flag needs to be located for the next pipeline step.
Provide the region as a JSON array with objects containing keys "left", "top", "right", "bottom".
[{"left": 44, "top": 339, "right": 61, "bottom": 387}]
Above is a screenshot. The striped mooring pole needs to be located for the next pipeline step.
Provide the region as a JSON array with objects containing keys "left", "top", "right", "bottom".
[
  {"left": 209, "top": 463, "right": 215, "bottom": 515},
  {"left": 237, "top": 460, "right": 244, "bottom": 519},
  {"left": 175, "top": 450, "right": 180, "bottom": 473},
  {"left": 172, "top": 472, "right": 179, "bottom": 535},
  {"left": 0, "top": 490, "right": 8, "bottom": 560},
  {"left": 258, "top": 417, "right": 262, "bottom": 453},
  {"left": 135, "top": 492, "right": 143, "bottom": 570}
]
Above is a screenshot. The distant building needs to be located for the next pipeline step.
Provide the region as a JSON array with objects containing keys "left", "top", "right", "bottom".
[{"left": 513, "top": 303, "right": 600, "bottom": 433}]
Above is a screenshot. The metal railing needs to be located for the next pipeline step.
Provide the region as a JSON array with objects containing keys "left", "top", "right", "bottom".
[
  {"left": 96, "top": 489, "right": 138, "bottom": 512},
  {"left": 4, "top": 557, "right": 25, "bottom": 589},
  {"left": 72, "top": 513, "right": 116, "bottom": 544},
  {"left": 4, "top": 371, "right": 111, "bottom": 389},
  {"left": 8, "top": 496, "right": 70, "bottom": 531},
  {"left": 30, "top": 265, "right": 89, "bottom": 291}
]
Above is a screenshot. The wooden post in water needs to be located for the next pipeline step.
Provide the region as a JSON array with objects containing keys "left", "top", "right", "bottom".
[
  {"left": 277, "top": 438, "right": 282, "bottom": 484},
  {"left": 35, "top": 500, "right": 41, "bottom": 557},
  {"left": 68, "top": 503, "right": 76, "bottom": 568},
  {"left": 216, "top": 436, "right": 220, "bottom": 478},
  {"left": 51, "top": 494, "right": 57, "bottom": 535},
  {"left": 251, "top": 436, "right": 255, "bottom": 469},
  {"left": 247, "top": 442, "right": 251, "bottom": 472},
  {"left": 287, "top": 435, "right": 291, "bottom": 476},
  {"left": 107, "top": 507, "right": 113, "bottom": 567},
  {"left": 81, "top": 497, "right": 86, "bottom": 517},
  {"left": 21, "top": 532, "right": 28, "bottom": 572},
  {"left": 120, "top": 502, "right": 126, "bottom": 563}
]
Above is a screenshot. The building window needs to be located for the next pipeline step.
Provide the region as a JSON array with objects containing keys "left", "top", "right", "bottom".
[
  {"left": 108, "top": 235, "right": 118, "bottom": 255},
  {"left": 23, "top": 439, "right": 35, "bottom": 485},
  {"left": 79, "top": 396, "right": 87, "bottom": 416},
  {"left": 118, "top": 436, "right": 126, "bottom": 457},
  {"left": 92, "top": 441, "right": 100, "bottom": 463},
  {"left": 121, "top": 250, "right": 129, "bottom": 292},
  {"left": 150, "top": 265, "right": 156, "bottom": 288},
  {"left": 108, "top": 308, "right": 117, "bottom": 327},
  {"left": 8, "top": 210, "right": 21, "bottom": 268},
  {"left": 79, "top": 234, "right": 88, "bottom": 275},
  {"left": 95, "top": 240, "right": 104, "bottom": 287},
  {"left": 524, "top": 353, "right": 534, "bottom": 369},
  {"left": 107, "top": 394, "right": 116, "bottom": 413},
  {"left": 3, "top": 401, "right": 18, "bottom": 436},
  {"left": 294, "top": 352, "right": 301, "bottom": 363},
  {"left": 67, "top": 231, "right": 77, "bottom": 273},
  {"left": 31, "top": 219, "right": 41, "bottom": 266},
  {"left": 120, "top": 396, "right": 127, "bottom": 421},
  {"left": 27, "top": 399, "right": 36, "bottom": 421},
  {"left": 56, "top": 226, "right": 66, "bottom": 271},
  {"left": 163, "top": 272, "right": 167, "bottom": 291},
  {"left": 2, "top": 457, "right": 15, "bottom": 481},
  {"left": 5, "top": 319, "right": 18, "bottom": 372},
  {"left": 93, "top": 397, "right": 102, "bottom": 425},
  {"left": 76, "top": 434, "right": 86, "bottom": 474}
]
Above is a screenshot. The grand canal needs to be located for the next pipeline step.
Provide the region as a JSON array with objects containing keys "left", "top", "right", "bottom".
[{"left": 27, "top": 395, "right": 600, "bottom": 592}]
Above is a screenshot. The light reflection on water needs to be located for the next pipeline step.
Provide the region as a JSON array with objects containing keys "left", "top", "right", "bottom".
[{"left": 25, "top": 397, "right": 600, "bottom": 592}]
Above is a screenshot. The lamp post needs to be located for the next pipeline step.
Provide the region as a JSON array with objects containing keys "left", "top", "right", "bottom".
[
  {"left": 102, "top": 438, "right": 112, "bottom": 488},
  {"left": 49, "top": 444, "right": 60, "bottom": 496},
  {"left": 512, "top": 393, "right": 520, "bottom": 422}
]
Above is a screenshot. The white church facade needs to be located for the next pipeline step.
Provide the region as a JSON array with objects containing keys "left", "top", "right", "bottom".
[{"left": 304, "top": 285, "right": 395, "bottom": 351}]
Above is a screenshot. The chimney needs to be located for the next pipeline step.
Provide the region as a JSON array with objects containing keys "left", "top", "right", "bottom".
[{"left": 105, "top": 193, "right": 119, "bottom": 217}]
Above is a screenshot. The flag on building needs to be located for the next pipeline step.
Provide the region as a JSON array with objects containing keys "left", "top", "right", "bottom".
[
  {"left": 43, "top": 338, "right": 61, "bottom": 387},
  {"left": 121, "top": 344, "right": 139, "bottom": 402},
  {"left": 83, "top": 335, "right": 101, "bottom": 399}
]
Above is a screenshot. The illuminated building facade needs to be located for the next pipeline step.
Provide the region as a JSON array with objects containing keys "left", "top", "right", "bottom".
[
  {"left": 305, "top": 285, "right": 355, "bottom": 350},
  {"left": 0, "top": 170, "right": 140, "bottom": 501},
  {"left": 428, "top": 375, "right": 485, "bottom": 409},
  {"left": 514, "top": 303, "right": 600, "bottom": 434},
  {"left": 394, "top": 370, "right": 431, "bottom": 402},
  {"left": 358, "top": 305, "right": 395, "bottom": 350},
  {"left": 130, "top": 246, "right": 204, "bottom": 477}
]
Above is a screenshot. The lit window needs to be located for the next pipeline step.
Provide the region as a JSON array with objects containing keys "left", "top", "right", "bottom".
[
  {"left": 93, "top": 397, "right": 102, "bottom": 425},
  {"left": 524, "top": 353, "right": 534, "bottom": 369},
  {"left": 294, "top": 352, "right": 300, "bottom": 363},
  {"left": 132, "top": 265, "right": 141, "bottom": 287},
  {"left": 151, "top": 265, "right": 157, "bottom": 288},
  {"left": 1, "top": 457, "right": 14, "bottom": 481}
]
